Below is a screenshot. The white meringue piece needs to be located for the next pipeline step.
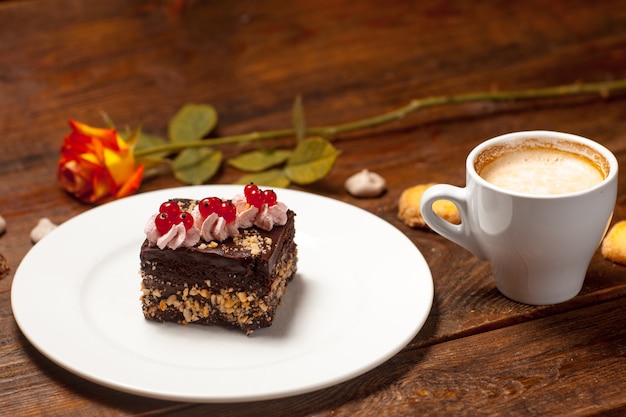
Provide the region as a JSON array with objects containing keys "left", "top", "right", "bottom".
[
  {"left": 345, "top": 169, "right": 387, "bottom": 198},
  {"left": 31, "top": 218, "right": 58, "bottom": 243}
]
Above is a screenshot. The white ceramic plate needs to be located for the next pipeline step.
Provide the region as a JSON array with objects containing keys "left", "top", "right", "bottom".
[{"left": 12, "top": 185, "right": 433, "bottom": 403}]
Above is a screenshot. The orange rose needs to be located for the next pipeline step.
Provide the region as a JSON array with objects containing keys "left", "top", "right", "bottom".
[{"left": 57, "top": 120, "right": 144, "bottom": 204}]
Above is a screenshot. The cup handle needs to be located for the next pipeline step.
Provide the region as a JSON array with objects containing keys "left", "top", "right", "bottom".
[{"left": 420, "top": 184, "right": 487, "bottom": 259}]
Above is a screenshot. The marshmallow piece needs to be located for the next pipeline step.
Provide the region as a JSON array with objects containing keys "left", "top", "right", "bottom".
[
  {"left": 345, "top": 169, "right": 387, "bottom": 198},
  {"left": 0, "top": 215, "right": 5, "bottom": 235},
  {"left": 31, "top": 218, "right": 58, "bottom": 243}
]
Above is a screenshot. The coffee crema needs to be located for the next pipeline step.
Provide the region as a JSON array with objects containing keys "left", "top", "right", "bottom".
[{"left": 476, "top": 143, "right": 606, "bottom": 195}]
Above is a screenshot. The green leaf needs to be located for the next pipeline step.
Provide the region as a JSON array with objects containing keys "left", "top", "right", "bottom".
[
  {"left": 136, "top": 155, "right": 169, "bottom": 170},
  {"left": 292, "top": 95, "right": 306, "bottom": 142},
  {"left": 168, "top": 103, "right": 218, "bottom": 143},
  {"left": 172, "top": 147, "right": 222, "bottom": 185},
  {"left": 140, "top": 157, "right": 171, "bottom": 180},
  {"left": 227, "top": 149, "right": 292, "bottom": 172},
  {"left": 235, "top": 169, "right": 291, "bottom": 188},
  {"left": 132, "top": 130, "right": 170, "bottom": 158},
  {"left": 283, "top": 137, "right": 340, "bottom": 184}
]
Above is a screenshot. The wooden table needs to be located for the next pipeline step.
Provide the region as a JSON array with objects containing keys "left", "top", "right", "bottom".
[{"left": 2, "top": 0, "right": 626, "bottom": 415}]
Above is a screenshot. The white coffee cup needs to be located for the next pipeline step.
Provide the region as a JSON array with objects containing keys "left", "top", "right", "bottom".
[{"left": 420, "top": 131, "right": 618, "bottom": 305}]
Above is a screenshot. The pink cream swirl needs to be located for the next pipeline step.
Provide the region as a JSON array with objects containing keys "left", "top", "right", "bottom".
[
  {"left": 232, "top": 193, "right": 288, "bottom": 231},
  {"left": 144, "top": 214, "right": 200, "bottom": 250},
  {"left": 191, "top": 205, "right": 239, "bottom": 242}
]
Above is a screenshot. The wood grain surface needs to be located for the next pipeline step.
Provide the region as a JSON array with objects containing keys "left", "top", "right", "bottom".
[{"left": 2, "top": 0, "right": 626, "bottom": 415}]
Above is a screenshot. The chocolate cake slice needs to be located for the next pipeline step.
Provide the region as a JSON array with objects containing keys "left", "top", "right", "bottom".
[{"left": 139, "top": 187, "right": 297, "bottom": 335}]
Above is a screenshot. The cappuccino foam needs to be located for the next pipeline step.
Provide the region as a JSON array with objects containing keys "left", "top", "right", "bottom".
[{"left": 477, "top": 146, "right": 605, "bottom": 195}]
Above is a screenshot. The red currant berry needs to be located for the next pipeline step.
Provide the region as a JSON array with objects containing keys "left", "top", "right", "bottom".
[
  {"left": 199, "top": 197, "right": 222, "bottom": 218},
  {"left": 219, "top": 200, "right": 237, "bottom": 223},
  {"left": 155, "top": 212, "right": 172, "bottom": 234},
  {"left": 246, "top": 187, "right": 265, "bottom": 208},
  {"left": 262, "top": 189, "right": 277, "bottom": 206},
  {"left": 244, "top": 183, "right": 259, "bottom": 199},
  {"left": 159, "top": 201, "right": 181, "bottom": 216},
  {"left": 177, "top": 211, "right": 194, "bottom": 230}
]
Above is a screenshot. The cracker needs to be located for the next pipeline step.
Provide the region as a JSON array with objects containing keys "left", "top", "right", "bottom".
[
  {"left": 0, "top": 253, "right": 8, "bottom": 280},
  {"left": 398, "top": 183, "right": 460, "bottom": 229},
  {"left": 601, "top": 220, "right": 626, "bottom": 265}
]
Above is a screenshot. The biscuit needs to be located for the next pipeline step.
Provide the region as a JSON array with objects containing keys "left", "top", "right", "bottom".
[
  {"left": 0, "top": 253, "right": 8, "bottom": 280},
  {"left": 601, "top": 220, "right": 626, "bottom": 265},
  {"left": 398, "top": 183, "right": 460, "bottom": 229}
]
